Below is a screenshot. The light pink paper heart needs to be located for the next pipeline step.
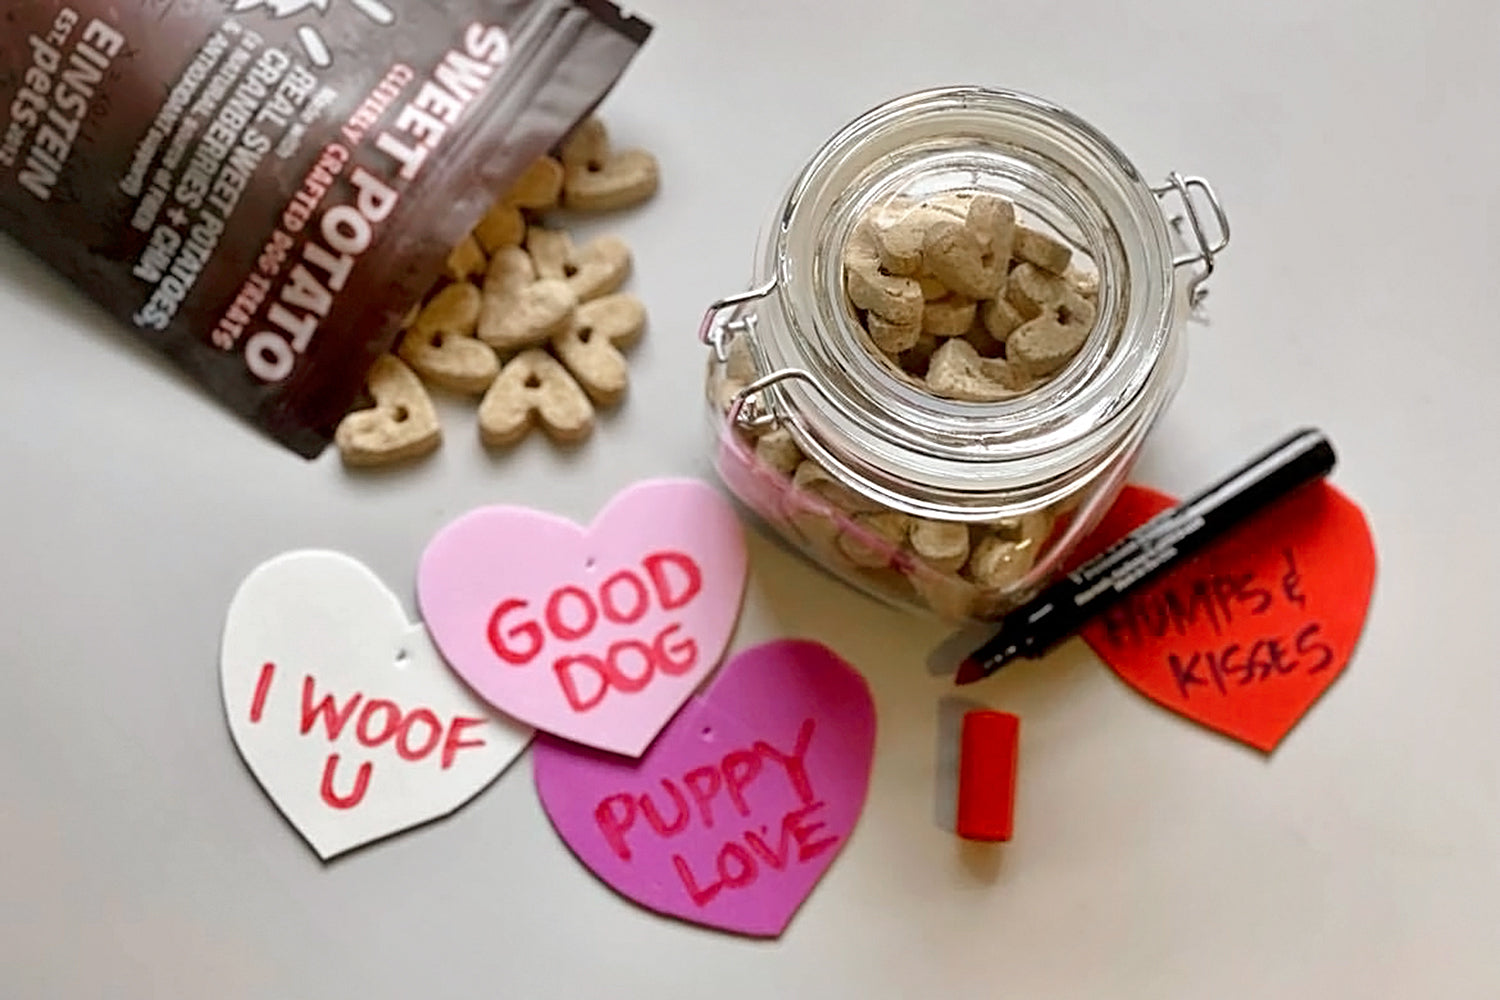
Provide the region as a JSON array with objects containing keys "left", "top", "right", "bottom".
[
  {"left": 533, "top": 640, "right": 876, "bottom": 938},
  {"left": 417, "top": 479, "right": 748, "bottom": 757}
]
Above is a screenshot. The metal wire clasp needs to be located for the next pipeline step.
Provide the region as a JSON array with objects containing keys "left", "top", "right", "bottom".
[
  {"left": 1152, "top": 172, "right": 1230, "bottom": 309},
  {"left": 725, "top": 367, "right": 821, "bottom": 430},
  {"left": 697, "top": 276, "right": 778, "bottom": 362},
  {"left": 698, "top": 276, "right": 834, "bottom": 431}
]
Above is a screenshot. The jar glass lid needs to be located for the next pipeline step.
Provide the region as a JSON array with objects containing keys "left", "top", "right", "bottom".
[{"left": 754, "top": 87, "right": 1180, "bottom": 519}]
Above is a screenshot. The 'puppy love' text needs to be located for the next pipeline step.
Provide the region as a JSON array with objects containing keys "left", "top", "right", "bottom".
[{"left": 592, "top": 719, "right": 837, "bottom": 907}]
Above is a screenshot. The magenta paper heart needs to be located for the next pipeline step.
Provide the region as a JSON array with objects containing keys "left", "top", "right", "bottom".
[
  {"left": 533, "top": 639, "right": 877, "bottom": 938},
  {"left": 416, "top": 479, "right": 748, "bottom": 757}
]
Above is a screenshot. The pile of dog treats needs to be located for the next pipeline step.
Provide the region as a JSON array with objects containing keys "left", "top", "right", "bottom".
[
  {"left": 335, "top": 117, "right": 658, "bottom": 467},
  {"left": 843, "top": 191, "right": 1099, "bottom": 400},
  {"left": 706, "top": 189, "right": 1107, "bottom": 621},
  {"left": 714, "top": 329, "right": 1066, "bottom": 622}
]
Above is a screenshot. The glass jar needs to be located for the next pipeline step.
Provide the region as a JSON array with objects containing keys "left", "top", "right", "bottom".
[{"left": 699, "top": 87, "right": 1229, "bottom": 623}]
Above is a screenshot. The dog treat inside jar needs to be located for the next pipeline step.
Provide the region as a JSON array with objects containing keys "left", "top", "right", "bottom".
[{"left": 700, "top": 87, "right": 1229, "bottom": 623}]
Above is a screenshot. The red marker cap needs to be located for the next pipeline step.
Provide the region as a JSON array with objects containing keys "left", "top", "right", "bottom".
[{"left": 957, "top": 709, "right": 1019, "bottom": 842}]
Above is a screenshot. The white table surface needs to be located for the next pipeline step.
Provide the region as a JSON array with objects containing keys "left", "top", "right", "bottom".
[{"left": 4, "top": 1, "right": 1498, "bottom": 996}]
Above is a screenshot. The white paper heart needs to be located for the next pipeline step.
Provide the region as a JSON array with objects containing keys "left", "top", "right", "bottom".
[{"left": 220, "top": 550, "right": 531, "bottom": 860}]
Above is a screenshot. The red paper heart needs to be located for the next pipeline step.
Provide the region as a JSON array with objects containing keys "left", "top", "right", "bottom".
[{"left": 1070, "top": 481, "right": 1376, "bottom": 752}]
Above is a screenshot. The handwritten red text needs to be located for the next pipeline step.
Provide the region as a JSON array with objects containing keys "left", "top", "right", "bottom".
[
  {"left": 248, "top": 662, "right": 488, "bottom": 810},
  {"left": 592, "top": 718, "right": 839, "bottom": 907},
  {"left": 486, "top": 551, "right": 704, "bottom": 712}
]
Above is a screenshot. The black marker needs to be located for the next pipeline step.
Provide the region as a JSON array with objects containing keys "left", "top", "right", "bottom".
[{"left": 953, "top": 428, "right": 1337, "bottom": 686}]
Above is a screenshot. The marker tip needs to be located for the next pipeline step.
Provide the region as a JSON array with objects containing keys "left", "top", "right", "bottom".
[{"left": 953, "top": 658, "right": 987, "bottom": 686}]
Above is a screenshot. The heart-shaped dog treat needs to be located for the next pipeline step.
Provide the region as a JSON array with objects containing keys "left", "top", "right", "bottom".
[
  {"left": 445, "top": 234, "right": 487, "bottom": 281},
  {"left": 477, "top": 348, "right": 595, "bottom": 447},
  {"left": 334, "top": 354, "right": 441, "bottom": 467},
  {"left": 417, "top": 479, "right": 749, "bottom": 756},
  {"left": 474, "top": 202, "right": 525, "bottom": 254},
  {"left": 527, "top": 226, "right": 632, "bottom": 303},
  {"left": 550, "top": 294, "right": 647, "bottom": 406},
  {"left": 397, "top": 282, "right": 500, "bottom": 395},
  {"left": 1071, "top": 481, "right": 1376, "bottom": 753},
  {"left": 506, "top": 155, "right": 565, "bottom": 210},
  {"left": 477, "top": 246, "right": 578, "bottom": 353},
  {"left": 534, "top": 639, "right": 876, "bottom": 937},
  {"left": 559, "top": 117, "right": 660, "bottom": 213},
  {"left": 221, "top": 551, "right": 532, "bottom": 859},
  {"left": 473, "top": 157, "right": 564, "bottom": 253}
]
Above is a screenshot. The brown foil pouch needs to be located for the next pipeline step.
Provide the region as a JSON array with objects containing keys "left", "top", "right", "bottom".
[{"left": 0, "top": 0, "right": 651, "bottom": 457}]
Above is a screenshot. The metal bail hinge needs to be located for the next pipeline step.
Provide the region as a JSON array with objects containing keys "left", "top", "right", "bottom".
[
  {"left": 726, "top": 367, "right": 821, "bottom": 431},
  {"left": 697, "top": 276, "right": 779, "bottom": 363},
  {"left": 1152, "top": 172, "right": 1230, "bottom": 309},
  {"left": 698, "top": 276, "right": 830, "bottom": 432}
]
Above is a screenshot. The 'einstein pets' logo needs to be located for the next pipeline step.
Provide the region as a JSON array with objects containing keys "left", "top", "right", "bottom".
[{"left": 228, "top": 0, "right": 395, "bottom": 68}]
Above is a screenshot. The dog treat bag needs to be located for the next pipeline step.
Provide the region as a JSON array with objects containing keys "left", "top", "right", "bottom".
[{"left": 0, "top": 0, "right": 651, "bottom": 457}]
